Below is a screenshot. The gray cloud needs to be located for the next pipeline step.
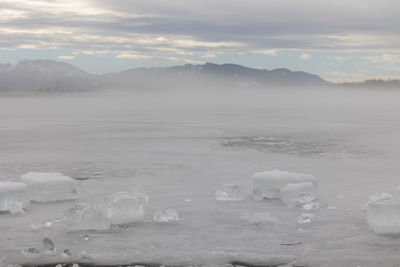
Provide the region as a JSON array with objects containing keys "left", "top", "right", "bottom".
[{"left": 1, "top": 0, "right": 399, "bottom": 53}]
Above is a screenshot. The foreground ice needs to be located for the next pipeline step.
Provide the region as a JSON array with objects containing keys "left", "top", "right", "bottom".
[
  {"left": 252, "top": 169, "right": 317, "bottom": 200},
  {"left": 104, "top": 189, "right": 149, "bottom": 225},
  {"left": 67, "top": 203, "right": 111, "bottom": 231},
  {"left": 298, "top": 213, "right": 314, "bottom": 224},
  {"left": 215, "top": 184, "right": 245, "bottom": 201},
  {"left": 366, "top": 195, "right": 400, "bottom": 235},
  {"left": 0, "top": 182, "right": 30, "bottom": 213},
  {"left": 368, "top": 192, "right": 393, "bottom": 203},
  {"left": 280, "top": 182, "right": 318, "bottom": 209},
  {"left": 153, "top": 209, "right": 179, "bottom": 223},
  {"left": 21, "top": 172, "right": 78, "bottom": 202}
]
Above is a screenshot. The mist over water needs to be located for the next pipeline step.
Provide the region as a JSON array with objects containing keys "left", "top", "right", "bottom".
[{"left": 2, "top": 86, "right": 400, "bottom": 265}]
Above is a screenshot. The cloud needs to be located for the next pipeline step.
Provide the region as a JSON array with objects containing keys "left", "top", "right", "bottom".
[
  {"left": 116, "top": 53, "right": 204, "bottom": 64},
  {"left": 0, "top": 0, "right": 399, "bottom": 55},
  {"left": 324, "top": 71, "right": 369, "bottom": 82},
  {"left": 253, "top": 49, "right": 277, "bottom": 56},
  {"left": 299, "top": 53, "right": 311, "bottom": 60},
  {"left": 201, "top": 52, "right": 216, "bottom": 59},
  {"left": 58, "top": 55, "right": 75, "bottom": 60},
  {"left": 116, "top": 54, "right": 152, "bottom": 60},
  {"left": 364, "top": 54, "right": 400, "bottom": 64},
  {"left": 322, "top": 70, "right": 400, "bottom": 82},
  {"left": 327, "top": 56, "right": 352, "bottom": 62}
]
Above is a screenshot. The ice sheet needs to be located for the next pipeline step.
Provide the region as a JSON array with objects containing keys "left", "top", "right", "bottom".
[{"left": 1, "top": 89, "right": 400, "bottom": 265}]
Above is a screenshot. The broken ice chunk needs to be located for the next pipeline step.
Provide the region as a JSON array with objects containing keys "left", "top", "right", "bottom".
[
  {"left": 42, "top": 237, "right": 55, "bottom": 251},
  {"left": 8, "top": 204, "right": 25, "bottom": 215},
  {"left": 280, "top": 182, "right": 318, "bottom": 209},
  {"left": 61, "top": 249, "right": 72, "bottom": 258},
  {"left": 298, "top": 213, "right": 314, "bottom": 224},
  {"left": 367, "top": 199, "right": 400, "bottom": 236},
  {"left": 368, "top": 192, "right": 393, "bottom": 203},
  {"left": 252, "top": 169, "right": 317, "bottom": 200},
  {"left": 0, "top": 182, "right": 30, "bottom": 213},
  {"left": 215, "top": 184, "right": 245, "bottom": 201},
  {"left": 21, "top": 172, "right": 78, "bottom": 202},
  {"left": 105, "top": 189, "right": 148, "bottom": 225},
  {"left": 153, "top": 209, "right": 179, "bottom": 223},
  {"left": 67, "top": 203, "right": 110, "bottom": 231}
]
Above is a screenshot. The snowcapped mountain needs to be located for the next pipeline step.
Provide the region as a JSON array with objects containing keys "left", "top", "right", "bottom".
[
  {"left": 0, "top": 60, "right": 98, "bottom": 91},
  {"left": 0, "top": 60, "right": 329, "bottom": 91},
  {"left": 102, "top": 63, "right": 329, "bottom": 90}
]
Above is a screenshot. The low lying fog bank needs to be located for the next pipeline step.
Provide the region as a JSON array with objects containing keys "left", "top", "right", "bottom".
[{"left": 2, "top": 85, "right": 400, "bottom": 121}]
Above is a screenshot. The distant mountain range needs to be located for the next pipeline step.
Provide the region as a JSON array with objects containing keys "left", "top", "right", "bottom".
[{"left": 0, "top": 59, "right": 398, "bottom": 91}]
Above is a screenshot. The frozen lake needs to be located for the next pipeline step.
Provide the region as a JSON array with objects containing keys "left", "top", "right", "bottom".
[{"left": 1, "top": 88, "right": 400, "bottom": 266}]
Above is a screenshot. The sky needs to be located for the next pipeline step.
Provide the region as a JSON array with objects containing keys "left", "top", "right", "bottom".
[{"left": 0, "top": 0, "right": 399, "bottom": 82}]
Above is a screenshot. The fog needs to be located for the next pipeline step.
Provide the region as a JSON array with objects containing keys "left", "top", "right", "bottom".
[{"left": 2, "top": 86, "right": 400, "bottom": 266}]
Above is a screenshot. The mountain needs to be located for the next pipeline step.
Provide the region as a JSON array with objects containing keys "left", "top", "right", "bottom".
[
  {"left": 99, "top": 62, "right": 329, "bottom": 90},
  {"left": 0, "top": 60, "right": 329, "bottom": 91},
  {"left": 0, "top": 60, "right": 98, "bottom": 91},
  {"left": 339, "top": 79, "right": 400, "bottom": 89}
]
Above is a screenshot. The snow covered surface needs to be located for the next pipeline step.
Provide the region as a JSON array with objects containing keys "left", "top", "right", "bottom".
[
  {"left": 0, "top": 182, "right": 30, "bottom": 212},
  {"left": 1, "top": 88, "right": 400, "bottom": 266},
  {"left": 21, "top": 172, "right": 78, "bottom": 202}
]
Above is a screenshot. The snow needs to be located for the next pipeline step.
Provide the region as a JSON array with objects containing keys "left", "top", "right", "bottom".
[
  {"left": 21, "top": 172, "right": 78, "bottom": 202},
  {"left": 252, "top": 169, "right": 317, "bottom": 200},
  {"left": 0, "top": 182, "right": 30, "bottom": 212},
  {"left": 2, "top": 88, "right": 400, "bottom": 265}
]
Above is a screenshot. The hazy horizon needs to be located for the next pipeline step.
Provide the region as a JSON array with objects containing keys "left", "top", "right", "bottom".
[
  {"left": 2, "top": 1, "right": 400, "bottom": 266},
  {"left": 0, "top": 0, "right": 399, "bottom": 82}
]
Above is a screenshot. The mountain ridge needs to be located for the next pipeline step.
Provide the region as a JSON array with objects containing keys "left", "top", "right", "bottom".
[{"left": 0, "top": 59, "right": 398, "bottom": 91}]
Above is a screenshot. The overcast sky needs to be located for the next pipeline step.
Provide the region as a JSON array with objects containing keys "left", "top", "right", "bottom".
[{"left": 1, "top": 0, "right": 399, "bottom": 81}]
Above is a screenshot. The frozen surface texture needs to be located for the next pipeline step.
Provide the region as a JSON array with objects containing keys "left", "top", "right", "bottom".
[
  {"left": 252, "top": 169, "right": 317, "bottom": 200},
  {"left": 243, "top": 212, "right": 282, "bottom": 225},
  {"left": 21, "top": 172, "right": 77, "bottom": 202},
  {"left": 215, "top": 184, "right": 245, "bottom": 201},
  {"left": 2, "top": 90, "right": 400, "bottom": 265},
  {"left": 280, "top": 182, "right": 318, "bottom": 209},
  {"left": 0, "top": 182, "right": 30, "bottom": 212},
  {"left": 104, "top": 189, "right": 148, "bottom": 225},
  {"left": 153, "top": 209, "right": 179, "bottom": 223}
]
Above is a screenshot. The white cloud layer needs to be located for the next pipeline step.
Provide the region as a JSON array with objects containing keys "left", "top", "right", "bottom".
[
  {"left": 365, "top": 54, "right": 400, "bottom": 64},
  {"left": 57, "top": 55, "right": 75, "bottom": 60},
  {"left": 0, "top": 0, "right": 399, "bottom": 54},
  {"left": 299, "top": 54, "right": 311, "bottom": 60}
]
